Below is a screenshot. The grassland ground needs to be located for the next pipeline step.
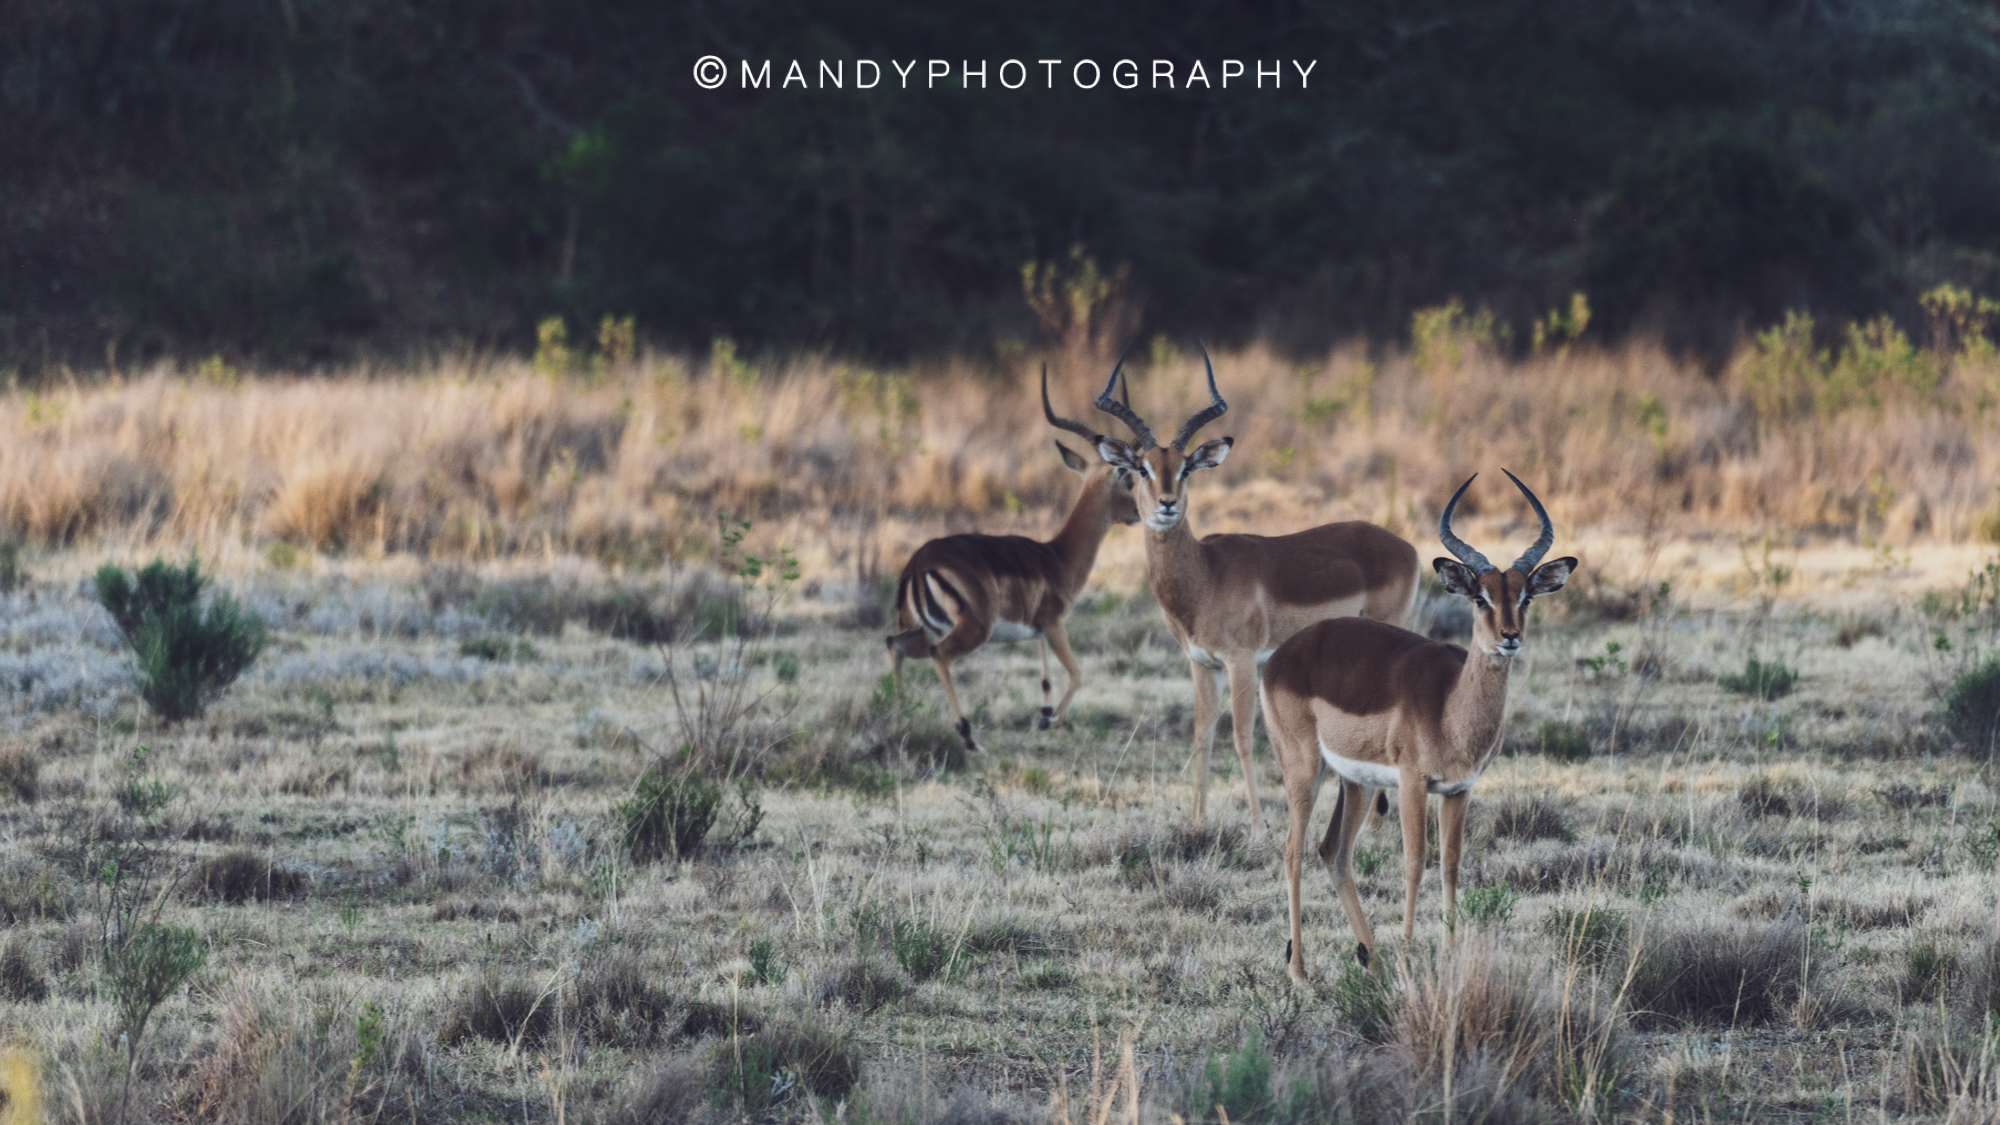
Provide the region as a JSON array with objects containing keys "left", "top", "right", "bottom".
[{"left": 4, "top": 526, "right": 2000, "bottom": 1122}]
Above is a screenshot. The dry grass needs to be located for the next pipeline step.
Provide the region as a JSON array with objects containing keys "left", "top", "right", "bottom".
[{"left": 5, "top": 336, "right": 2000, "bottom": 590}]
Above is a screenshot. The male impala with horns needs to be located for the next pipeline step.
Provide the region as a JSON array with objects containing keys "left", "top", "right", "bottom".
[{"left": 1090, "top": 345, "right": 1419, "bottom": 831}]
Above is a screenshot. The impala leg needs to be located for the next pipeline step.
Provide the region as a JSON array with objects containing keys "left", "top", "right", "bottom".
[
  {"left": 1399, "top": 779, "right": 1429, "bottom": 944},
  {"left": 1189, "top": 662, "right": 1223, "bottom": 824},
  {"left": 1043, "top": 621, "right": 1084, "bottom": 727},
  {"left": 1224, "top": 656, "right": 1267, "bottom": 833},
  {"left": 1036, "top": 638, "right": 1055, "bottom": 730},
  {"left": 1440, "top": 791, "right": 1469, "bottom": 945},
  {"left": 1283, "top": 767, "right": 1320, "bottom": 983},
  {"left": 1320, "top": 779, "right": 1379, "bottom": 966},
  {"left": 931, "top": 621, "right": 992, "bottom": 754}
]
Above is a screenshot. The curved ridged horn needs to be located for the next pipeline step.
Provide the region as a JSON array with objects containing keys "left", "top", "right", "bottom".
[
  {"left": 1438, "top": 474, "right": 1496, "bottom": 575},
  {"left": 1093, "top": 341, "right": 1156, "bottom": 449},
  {"left": 1041, "top": 364, "right": 1100, "bottom": 441},
  {"left": 1170, "top": 340, "right": 1228, "bottom": 451},
  {"left": 1502, "top": 469, "right": 1555, "bottom": 573}
]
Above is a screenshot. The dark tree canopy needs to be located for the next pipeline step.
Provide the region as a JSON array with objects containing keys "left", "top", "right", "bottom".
[{"left": 2, "top": 0, "right": 1997, "bottom": 372}]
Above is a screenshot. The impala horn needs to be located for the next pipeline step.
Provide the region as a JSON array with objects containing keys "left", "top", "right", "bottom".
[
  {"left": 1169, "top": 340, "right": 1228, "bottom": 451},
  {"left": 1041, "top": 363, "right": 1102, "bottom": 441},
  {"left": 1438, "top": 474, "right": 1496, "bottom": 575},
  {"left": 1502, "top": 469, "right": 1555, "bottom": 573},
  {"left": 1093, "top": 341, "right": 1156, "bottom": 450}
]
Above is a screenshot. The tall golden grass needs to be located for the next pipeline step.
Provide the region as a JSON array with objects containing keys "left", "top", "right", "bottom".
[{"left": 3, "top": 331, "right": 1998, "bottom": 574}]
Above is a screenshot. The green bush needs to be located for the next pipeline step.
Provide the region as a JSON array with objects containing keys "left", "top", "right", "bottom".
[
  {"left": 1718, "top": 652, "right": 1798, "bottom": 700},
  {"left": 108, "top": 923, "right": 206, "bottom": 1066},
  {"left": 1546, "top": 906, "right": 1630, "bottom": 966},
  {"left": 1942, "top": 657, "right": 2000, "bottom": 755},
  {"left": 0, "top": 541, "right": 24, "bottom": 593},
  {"left": 1530, "top": 720, "right": 1593, "bottom": 762},
  {"left": 618, "top": 767, "right": 721, "bottom": 863},
  {"left": 1330, "top": 956, "right": 1393, "bottom": 1042},
  {"left": 95, "top": 558, "right": 266, "bottom": 722},
  {"left": 1458, "top": 885, "right": 1518, "bottom": 928},
  {"left": 748, "top": 938, "right": 787, "bottom": 986},
  {"left": 1199, "top": 1029, "right": 1273, "bottom": 1124},
  {"left": 889, "top": 917, "right": 953, "bottom": 982}
]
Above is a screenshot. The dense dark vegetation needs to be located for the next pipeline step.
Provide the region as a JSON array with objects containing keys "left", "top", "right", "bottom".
[{"left": 4, "top": 0, "right": 1998, "bottom": 371}]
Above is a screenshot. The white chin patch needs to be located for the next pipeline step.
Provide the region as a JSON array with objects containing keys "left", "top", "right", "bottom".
[{"left": 1146, "top": 513, "right": 1181, "bottom": 530}]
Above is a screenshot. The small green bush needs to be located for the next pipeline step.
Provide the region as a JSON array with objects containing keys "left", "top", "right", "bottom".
[
  {"left": 457, "top": 636, "right": 537, "bottom": 661},
  {"left": 890, "top": 917, "right": 953, "bottom": 981},
  {"left": 1330, "top": 955, "right": 1393, "bottom": 1042},
  {"left": 1942, "top": 657, "right": 2000, "bottom": 754},
  {"left": 1531, "top": 720, "right": 1593, "bottom": 762},
  {"left": 1458, "top": 885, "right": 1518, "bottom": 928},
  {"left": 618, "top": 767, "right": 721, "bottom": 863},
  {"left": 1901, "top": 934, "right": 1957, "bottom": 1004},
  {"left": 1718, "top": 652, "right": 1798, "bottom": 699},
  {"left": 0, "top": 540, "right": 24, "bottom": 593},
  {"left": 748, "top": 938, "right": 787, "bottom": 986},
  {"left": 1199, "top": 1029, "right": 1273, "bottom": 1123},
  {"left": 95, "top": 557, "right": 266, "bottom": 722},
  {"left": 108, "top": 923, "right": 207, "bottom": 1049},
  {"left": 712, "top": 1015, "right": 860, "bottom": 1113},
  {"left": 1546, "top": 906, "right": 1630, "bottom": 966}
]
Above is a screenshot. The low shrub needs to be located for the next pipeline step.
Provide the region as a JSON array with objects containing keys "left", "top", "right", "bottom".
[
  {"left": 1545, "top": 906, "right": 1629, "bottom": 966},
  {"left": 1199, "top": 1030, "right": 1273, "bottom": 1124},
  {"left": 890, "top": 917, "right": 954, "bottom": 981},
  {"left": 0, "top": 746, "right": 37, "bottom": 803},
  {"left": 1330, "top": 956, "right": 1393, "bottom": 1042},
  {"left": 1901, "top": 933, "right": 1957, "bottom": 1004},
  {"left": 713, "top": 1016, "right": 861, "bottom": 1115},
  {"left": 95, "top": 557, "right": 266, "bottom": 722},
  {"left": 1488, "top": 796, "right": 1575, "bottom": 843},
  {"left": 1458, "top": 886, "right": 1518, "bottom": 928},
  {"left": 1941, "top": 657, "right": 2000, "bottom": 755},
  {"left": 574, "top": 947, "right": 677, "bottom": 1046},
  {"left": 1718, "top": 652, "right": 1798, "bottom": 699},
  {"left": 1528, "top": 720, "right": 1593, "bottom": 762},
  {"left": 456, "top": 637, "right": 537, "bottom": 662},
  {"left": 438, "top": 973, "right": 554, "bottom": 1048},
  {"left": 748, "top": 938, "right": 787, "bottom": 986},
  {"left": 0, "top": 934, "right": 47, "bottom": 1002},
  {"left": 813, "top": 959, "right": 905, "bottom": 1013},
  {"left": 619, "top": 768, "right": 716, "bottom": 863},
  {"left": 1625, "top": 919, "right": 1805, "bottom": 1027},
  {"left": 191, "top": 850, "right": 306, "bottom": 904}
]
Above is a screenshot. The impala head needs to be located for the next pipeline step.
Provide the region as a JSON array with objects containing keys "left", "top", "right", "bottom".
[
  {"left": 1433, "top": 470, "right": 1577, "bottom": 658},
  {"left": 1042, "top": 365, "right": 1141, "bottom": 525},
  {"left": 1088, "top": 341, "right": 1233, "bottom": 531}
]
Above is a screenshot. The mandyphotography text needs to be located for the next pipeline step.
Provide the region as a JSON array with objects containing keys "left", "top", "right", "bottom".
[{"left": 692, "top": 56, "right": 1318, "bottom": 91}]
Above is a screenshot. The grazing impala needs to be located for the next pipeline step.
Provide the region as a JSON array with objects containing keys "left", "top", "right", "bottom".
[
  {"left": 1090, "top": 346, "right": 1419, "bottom": 830},
  {"left": 886, "top": 367, "right": 1140, "bottom": 752},
  {"left": 1262, "top": 470, "right": 1575, "bottom": 979}
]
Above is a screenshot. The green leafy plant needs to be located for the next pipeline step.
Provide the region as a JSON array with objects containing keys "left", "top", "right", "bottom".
[
  {"left": 1330, "top": 955, "right": 1393, "bottom": 1042},
  {"left": 109, "top": 922, "right": 207, "bottom": 1119},
  {"left": 1719, "top": 652, "right": 1799, "bottom": 699},
  {"left": 889, "top": 917, "right": 953, "bottom": 982},
  {"left": 95, "top": 557, "right": 266, "bottom": 722},
  {"left": 618, "top": 766, "right": 765, "bottom": 863},
  {"left": 1942, "top": 657, "right": 2000, "bottom": 755},
  {"left": 749, "top": 938, "right": 788, "bottom": 986},
  {"left": 1199, "top": 1029, "right": 1273, "bottom": 1123},
  {"left": 1458, "top": 885, "right": 1518, "bottom": 928}
]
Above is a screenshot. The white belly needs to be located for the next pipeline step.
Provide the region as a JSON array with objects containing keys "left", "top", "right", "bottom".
[
  {"left": 1318, "top": 740, "right": 1401, "bottom": 789},
  {"left": 1316, "top": 738, "right": 1482, "bottom": 795},
  {"left": 988, "top": 620, "right": 1039, "bottom": 643}
]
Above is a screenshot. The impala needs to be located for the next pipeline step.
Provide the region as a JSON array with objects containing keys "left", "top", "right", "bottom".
[
  {"left": 885, "top": 367, "right": 1141, "bottom": 752},
  {"left": 1262, "top": 470, "right": 1575, "bottom": 979},
  {"left": 1090, "top": 346, "right": 1419, "bottom": 831}
]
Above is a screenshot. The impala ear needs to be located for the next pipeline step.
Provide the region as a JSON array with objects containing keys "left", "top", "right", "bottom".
[
  {"left": 1185, "top": 436, "right": 1233, "bottom": 472},
  {"left": 1433, "top": 558, "right": 1480, "bottom": 597},
  {"left": 1055, "top": 440, "right": 1090, "bottom": 472},
  {"left": 1094, "top": 436, "right": 1145, "bottom": 472},
  {"left": 1527, "top": 556, "right": 1577, "bottom": 598}
]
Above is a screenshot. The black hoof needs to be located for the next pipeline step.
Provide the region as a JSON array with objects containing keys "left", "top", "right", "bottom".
[
  {"left": 1376, "top": 792, "right": 1389, "bottom": 816},
  {"left": 1037, "top": 707, "right": 1054, "bottom": 731},
  {"left": 1356, "top": 942, "right": 1371, "bottom": 968},
  {"left": 955, "top": 717, "right": 975, "bottom": 747},
  {"left": 1283, "top": 938, "right": 1293, "bottom": 965}
]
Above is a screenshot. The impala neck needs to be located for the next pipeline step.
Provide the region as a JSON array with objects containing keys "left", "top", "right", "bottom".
[
  {"left": 1047, "top": 472, "right": 1118, "bottom": 597},
  {"left": 1143, "top": 512, "right": 1210, "bottom": 627},
  {"left": 1444, "top": 648, "right": 1515, "bottom": 767}
]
